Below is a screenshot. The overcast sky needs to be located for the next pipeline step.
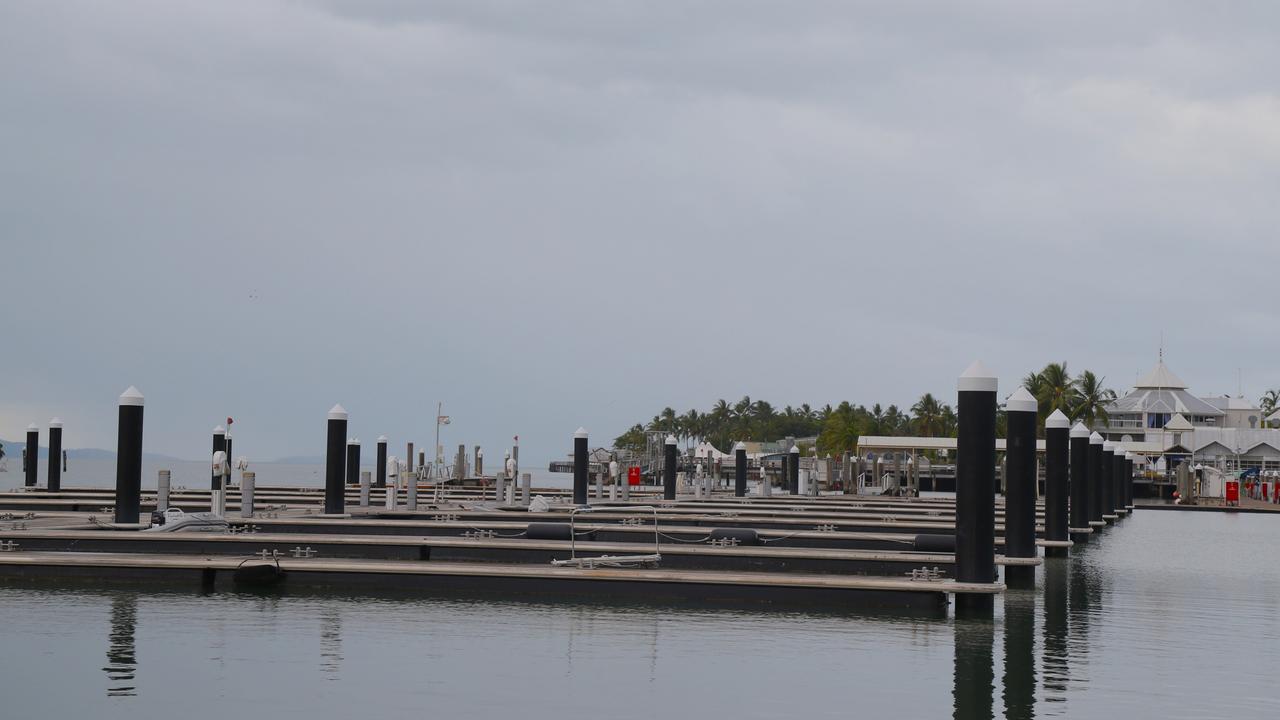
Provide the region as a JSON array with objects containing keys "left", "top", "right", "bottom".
[{"left": 2, "top": 1, "right": 1279, "bottom": 464}]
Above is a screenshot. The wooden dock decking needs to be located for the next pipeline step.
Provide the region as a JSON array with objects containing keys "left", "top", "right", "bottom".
[{"left": 0, "top": 550, "right": 1001, "bottom": 611}]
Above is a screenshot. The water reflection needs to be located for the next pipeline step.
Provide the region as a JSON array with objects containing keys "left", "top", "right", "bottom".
[
  {"left": 1003, "top": 590, "right": 1036, "bottom": 720},
  {"left": 1041, "top": 559, "right": 1069, "bottom": 706},
  {"left": 104, "top": 594, "right": 138, "bottom": 697},
  {"left": 320, "top": 607, "right": 343, "bottom": 678},
  {"left": 953, "top": 617, "right": 994, "bottom": 720}
]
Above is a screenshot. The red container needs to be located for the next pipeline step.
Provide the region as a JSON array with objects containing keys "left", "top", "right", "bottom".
[
  {"left": 627, "top": 466, "right": 641, "bottom": 486},
  {"left": 1225, "top": 480, "right": 1240, "bottom": 505}
]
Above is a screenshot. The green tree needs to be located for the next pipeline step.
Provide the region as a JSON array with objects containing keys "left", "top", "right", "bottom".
[
  {"left": 1071, "top": 370, "right": 1116, "bottom": 427},
  {"left": 1261, "top": 389, "right": 1280, "bottom": 418},
  {"left": 911, "top": 393, "right": 945, "bottom": 437},
  {"left": 613, "top": 424, "right": 646, "bottom": 454}
]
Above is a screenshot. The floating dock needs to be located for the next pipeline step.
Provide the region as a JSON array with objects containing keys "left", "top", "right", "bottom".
[{"left": 0, "top": 485, "right": 1028, "bottom": 611}]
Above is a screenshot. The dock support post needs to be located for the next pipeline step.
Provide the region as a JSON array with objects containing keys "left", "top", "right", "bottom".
[
  {"left": 1101, "top": 441, "right": 1117, "bottom": 522},
  {"left": 375, "top": 436, "right": 388, "bottom": 488},
  {"left": 157, "top": 469, "right": 171, "bottom": 511},
  {"left": 1112, "top": 449, "right": 1126, "bottom": 517},
  {"left": 24, "top": 424, "right": 38, "bottom": 487},
  {"left": 1069, "top": 423, "right": 1092, "bottom": 542},
  {"left": 521, "top": 472, "right": 531, "bottom": 505},
  {"left": 956, "top": 362, "right": 997, "bottom": 613},
  {"left": 114, "top": 387, "right": 145, "bottom": 524},
  {"left": 504, "top": 440, "right": 514, "bottom": 489},
  {"left": 211, "top": 426, "right": 226, "bottom": 493},
  {"left": 324, "top": 405, "right": 348, "bottom": 516},
  {"left": 385, "top": 459, "right": 398, "bottom": 509},
  {"left": 573, "top": 428, "right": 589, "bottom": 505},
  {"left": 407, "top": 467, "right": 418, "bottom": 510},
  {"left": 496, "top": 472, "right": 506, "bottom": 504},
  {"left": 663, "top": 434, "right": 677, "bottom": 500},
  {"left": 596, "top": 469, "right": 605, "bottom": 500},
  {"left": 1044, "top": 410, "right": 1071, "bottom": 557},
  {"left": 788, "top": 444, "right": 800, "bottom": 495},
  {"left": 224, "top": 432, "right": 233, "bottom": 494},
  {"left": 1088, "top": 432, "right": 1104, "bottom": 528},
  {"left": 358, "top": 470, "right": 370, "bottom": 507},
  {"left": 406, "top": 443, "right": 414, "bottom": 474},
  {"left": 48, "top": 419, "right": 63, "bottom": 491},
  {"left": 733, "top": 442, "right": 747, "bottom": 497},
  {"left": 1124, "top": 453, "right": 1135, "bottom": 511},
  {"left": 346, "top": 438, "right": 361, "bottom": 486},
  {"left": 1004, "top": 388, "right": 1038, "bottom": 588},
  {"left": 241, "top": 471, "right": 256, "bottom": 517}
]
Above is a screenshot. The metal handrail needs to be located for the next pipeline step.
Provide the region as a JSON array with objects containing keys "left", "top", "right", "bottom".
[{"left": 550, "top": 505, "right": 661, "bottom": 568}]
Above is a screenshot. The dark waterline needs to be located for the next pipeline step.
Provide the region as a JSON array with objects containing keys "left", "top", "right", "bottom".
[{"left": 1, "top": 511, "right": 1278, "bottom": 719}]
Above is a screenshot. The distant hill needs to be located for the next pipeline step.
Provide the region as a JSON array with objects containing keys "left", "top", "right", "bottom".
[
  {"left": 0, "top": 439, "right": 191, "bottom": 463},
  {"left": 269, "top": 454, "right": 325, "bottom": 465}
]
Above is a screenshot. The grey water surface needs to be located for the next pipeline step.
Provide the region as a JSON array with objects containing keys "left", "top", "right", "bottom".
[{"left": 1, "top": 510, "right": 1277, "bottom": 719}]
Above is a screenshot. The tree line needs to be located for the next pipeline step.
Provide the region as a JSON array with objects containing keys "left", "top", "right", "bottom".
[{"left": 613, "top": 362, "right": 1117, "bottom": 457}]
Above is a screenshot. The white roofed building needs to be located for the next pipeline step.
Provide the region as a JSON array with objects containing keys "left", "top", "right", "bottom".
[
  {"left": 1097, "top": 359, "right": 1280, "bottom": 473},
  {"left": 1099, "top": 360, "right": 1223, "bottom": 438}
]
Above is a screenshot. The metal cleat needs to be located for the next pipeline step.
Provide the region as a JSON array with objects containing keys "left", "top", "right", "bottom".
[
  {"left": 0, "top": 540, "right": 19, "bottom": 552},
  {"left": 290, "top": 546, "right": 317, "bottom": 559},
  {"left": 815, "top": 523, "right": 837, "bottom": 532}
]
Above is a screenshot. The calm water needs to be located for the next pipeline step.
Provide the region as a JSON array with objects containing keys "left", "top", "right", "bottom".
[{"left": 1, "top": 511, "right": 1278, "bottom": 719}]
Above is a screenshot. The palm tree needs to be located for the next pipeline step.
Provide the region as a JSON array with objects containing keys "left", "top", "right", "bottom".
[
  {"left": 1072, "top": 370, "right": 1116, "bottom": 427},
  {"left": 883, "top": 405, "right": 908, "bottom": 435},
  {"left": 911, "top": 393, "right": 945, "bottom": 437},
  {"left": 940, "top": 405, "right": 958, "bottom": 437},
  {"left": 680, "top": 409, "right": 702, "bottom": 449},
  {"left": 1038, "top": 362, "right": 1078, "bottom": 417},
  {"left": 868, "top": 404, "right": 886, "bottom": 435},
  {"left": 1022, "top": 371, "right": 1046, "bottom": 406},
  {"left": 1261, "top": 389, "right": 1280, "bottom": 419}
]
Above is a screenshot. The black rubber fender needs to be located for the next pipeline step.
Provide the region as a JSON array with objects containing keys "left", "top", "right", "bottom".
[
  {"left": 708, "top": 528, "right": 761, "bottom": 546},
  {"left": 913, "top": 533, "right": 956, "bottom": 552}
]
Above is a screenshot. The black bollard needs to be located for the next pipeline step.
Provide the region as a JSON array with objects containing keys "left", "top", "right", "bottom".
[
  {"left": 1003, "top": 387, "right": 1037, "bottom": 587},
  {"left": 1110, "top": 444, "right": 1125, "bottom": 518},
  {"left": 956, "top": 361, "right": 997, "bottom": 612},
  {"left": 1043, "top": 410, "right": 1070, "bottom": 557},
  {"left": 376, "top": 435, "right": 388, "bottom": 488},
  {"left": 788, "top": 444, "right": 800, "bottom": 495},
  {"left": 1088, "top": 432, "right": 1104, "bottom": 528},
  {"left": 1124, "top": 453, "right": 1135, "bottom": 511},
  {"left": 324, "top": 405, "right": 347, "bottom": 515},
  {"left": 211, "top": 426, "right": 226, "bottom": 492},
  {"left": 114, "top": 387, "right": 144, "bottom": 524},
  {"left": 346, "top": 438, "right": 361, "bottom": 486},
  {"left": 47, "top": 418, "right": 63, "bottom": 492},
  {"left": 24, "top": 423, "right": 38, "bottom": 487},
  {"left": 573, "top": 428, "right": 588, "bottom": 505},
  {"left": 733, "top": 442, "right": 747, "bottom": 497},
  {"left": 1069, "top": 423, "right": 1092, "bottom": 542},
  {"left": 663, "top": 434, "right": 677, "bottom": 500},
  {"left": 1101, "top": 441, "right": 1117, "bottom": 522}
]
